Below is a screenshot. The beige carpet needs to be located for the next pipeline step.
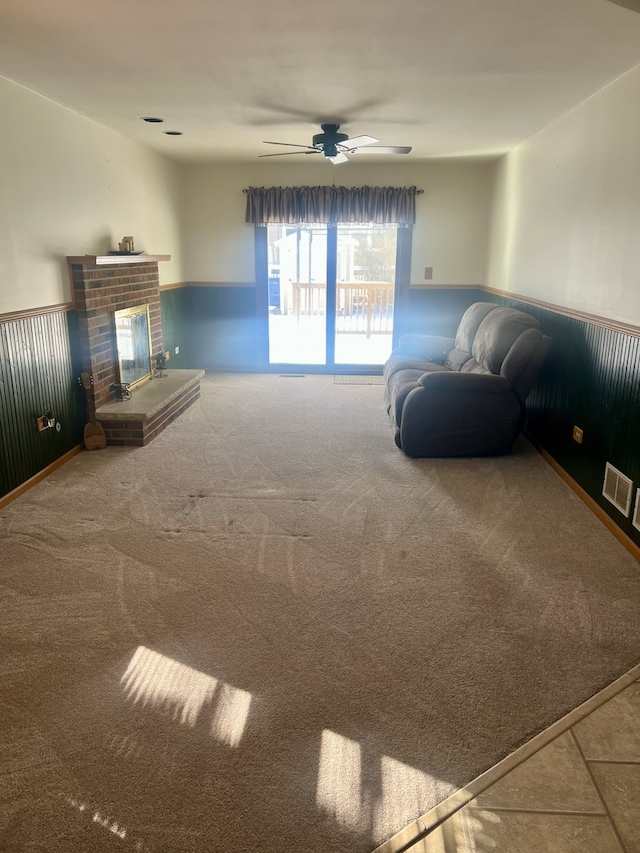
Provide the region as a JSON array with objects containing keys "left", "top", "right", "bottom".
[{"left": 1, "top": 372, "right": 639, "bottom": 853}]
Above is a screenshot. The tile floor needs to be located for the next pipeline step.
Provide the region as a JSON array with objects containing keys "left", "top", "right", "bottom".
[{"left": 412, "top": 665, "right": 640, "bottom": 852}]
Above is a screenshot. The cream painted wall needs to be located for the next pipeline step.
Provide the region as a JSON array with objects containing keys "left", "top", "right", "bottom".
[
  {"left": 487, "top": 65, "right": 640, "bottom": 326},
  {"left": 0, "top": 77, "right": 185, "bottom": 315},
  {"left": 181, "top": 159, "right": 494, "bottom": 286},
  {"left": 1, "top": 74, "right": 495, "bottom": 314}
]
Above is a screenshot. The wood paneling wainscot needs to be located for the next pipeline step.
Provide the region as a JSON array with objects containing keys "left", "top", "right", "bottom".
[{"left": 0, "top": 307, "right": 84, "bottom": 499}]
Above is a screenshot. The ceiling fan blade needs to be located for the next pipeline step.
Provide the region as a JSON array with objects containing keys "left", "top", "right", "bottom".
[
  {"left": 352, "top": 146, "right": 412, "bottom": 155},
  {"left": 259, "top": 125, "right": 410, "bottom": 163},
  {"left": 258, "top": 150, "right": 321, "bottom": 158},
  {"left": 262, "top": 141, "right": 317, "bottom": 149},
  {"left": 344, "top": 134, "right": 379, "bottom": 148}
]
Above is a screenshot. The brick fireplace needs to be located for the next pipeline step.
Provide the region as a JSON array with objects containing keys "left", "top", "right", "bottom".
[
  {"left": 68, "top": 255, "right": 202, "bottom": 446},
  {"left": 69, "top": 256, "right": 164, "bottom": 410}
]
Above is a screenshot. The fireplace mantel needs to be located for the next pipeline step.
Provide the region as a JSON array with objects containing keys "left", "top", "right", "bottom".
[{"left": 67, "top": 253, "right": 171, "bottom": 266}]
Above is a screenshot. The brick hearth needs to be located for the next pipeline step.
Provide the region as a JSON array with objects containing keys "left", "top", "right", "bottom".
[{"left": 95, "top": 369, "right": 204, "bottom": 446}]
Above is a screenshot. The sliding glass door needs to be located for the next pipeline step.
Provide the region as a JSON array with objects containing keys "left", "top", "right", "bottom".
[
  {"left": 265, "top": 223, "right": 397, "bottom": 369},
  {"left": 267, "top": 224, "right": 327, "bottom": 365},
  {"left": 333, "top": 224, "right": 397, "bottom": 365}
]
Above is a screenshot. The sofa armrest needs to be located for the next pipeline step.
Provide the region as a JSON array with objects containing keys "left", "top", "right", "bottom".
[
  {"left": 416, "top": 371, "right": 511, "bottom": 392},
  {"left": 398, "top": 334, "right": 455, "bottom": 362}
]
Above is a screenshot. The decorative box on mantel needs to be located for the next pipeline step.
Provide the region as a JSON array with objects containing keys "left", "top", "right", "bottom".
[{"left": 68, "top": 253, "right": 204, "bottom": 447}]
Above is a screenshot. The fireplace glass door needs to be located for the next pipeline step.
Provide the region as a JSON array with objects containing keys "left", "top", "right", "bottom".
[{"left": 114, "top": 304, "right": 153, "bottom": 388}]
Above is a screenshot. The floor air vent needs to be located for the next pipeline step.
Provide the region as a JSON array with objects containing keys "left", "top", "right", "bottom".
[
  {"left": 602, "top": 462, "right": 633, "bottom": 517},
  {"left": 333, "top": 375, "right": 384, "bottom": 385}
]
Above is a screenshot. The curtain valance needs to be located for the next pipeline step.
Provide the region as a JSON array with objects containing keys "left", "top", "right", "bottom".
[{"left": 244, "top": 185, "right": 422, "bottom": 226}]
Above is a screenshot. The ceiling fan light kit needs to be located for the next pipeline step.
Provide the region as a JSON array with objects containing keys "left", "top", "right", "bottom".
[{"left": 260, "top": 123, "right": 411, "bottom": 164}]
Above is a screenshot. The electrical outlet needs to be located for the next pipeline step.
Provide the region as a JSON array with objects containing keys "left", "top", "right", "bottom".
[
  {"left": 36, "top": 414, "right": 55, "bottom": 432},
  {"left": 424, "top": 266, "right": 433, "bottom": 280},
  {"left": 573, "top": 425, "right": 584, "bottom": 444},
  {"left": 175, "top": 346, "right": 180, "bottom": 355}
]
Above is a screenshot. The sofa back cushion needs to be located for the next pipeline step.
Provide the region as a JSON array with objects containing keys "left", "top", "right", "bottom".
[
  {"left": 427, "top": 302, "right": 545, "bottom": 385},
  {"left": 454, "top": 302, "right": 497, "bottom": 353},
  {"left": 470, "top": 307, "right": 541, "bottom": 375},
  {"left": 444, "top": 302, "right": 498, "bottom": 372}
]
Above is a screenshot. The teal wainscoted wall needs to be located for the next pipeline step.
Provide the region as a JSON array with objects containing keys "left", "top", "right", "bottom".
[
  {"left": 184, "top": 285, "right": 260, "bottom": 370},
  {"left": 159, "top": 287, "right": 189, "bottom": 369},
  {"left": 179, "top": 285, "right": 483, "bottom": 372},
  {"left": 481, "top": 293, "right": 640, "bottom": 547},
  {"left": 407, "top": 287, "right": 483, "bottom": 337},
  {"left": 0, "top": 310, "right": 84, "bottom": 499}
]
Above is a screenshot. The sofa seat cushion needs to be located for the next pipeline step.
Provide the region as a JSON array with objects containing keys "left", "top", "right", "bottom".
[
  {"left": 460, "top": 358, "right": 492, "bottom": 375},
  {"left": 386, "top": 364, "right": 448, "bottom": 426},
  {"left": 383, "top": 354, "right": 447, "bottom": 382},
  {"left": 443, "top": 347, "right": 473, "bottom": 371}
]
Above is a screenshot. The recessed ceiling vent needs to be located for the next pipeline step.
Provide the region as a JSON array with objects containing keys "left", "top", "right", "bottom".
[{"left": 602, "top": 462, "right": 633, "bottom": 516}]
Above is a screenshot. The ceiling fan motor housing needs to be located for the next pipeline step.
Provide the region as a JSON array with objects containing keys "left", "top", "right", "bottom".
[
  {"left": 259, "top": 122, "right": 410, "bottom": 162},
  {"left": 313, "top": 124, "right": 349, "bottom": 156}
]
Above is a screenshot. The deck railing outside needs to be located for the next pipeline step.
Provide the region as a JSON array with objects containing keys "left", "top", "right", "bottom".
[{"left": 291, "top": 282, "right": 394, "bottom": 338}]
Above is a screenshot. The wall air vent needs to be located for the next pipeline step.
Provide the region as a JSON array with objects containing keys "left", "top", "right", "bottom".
[
  {"left": 602, "top": 462, "right": 633, "bottom": 517},
  {"left": 632, "top": 489, "right": 640, "bottom": 532}
]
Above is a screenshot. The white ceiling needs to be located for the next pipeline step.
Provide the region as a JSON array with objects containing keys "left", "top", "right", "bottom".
[{"left": 2, "top": 0, "right": 640, "bottom": 163}]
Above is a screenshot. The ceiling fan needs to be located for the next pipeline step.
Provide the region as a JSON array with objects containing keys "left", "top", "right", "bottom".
[{"left": 259, "top": 123, "right": 411, "bottom": 164}]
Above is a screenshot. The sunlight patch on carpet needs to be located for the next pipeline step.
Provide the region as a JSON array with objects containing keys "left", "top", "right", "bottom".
[
  {"left": 373, "top": 755, "right": 442, "bottom": 840},
  {"left": 121, "top": 646, "right": 251, "bottom": 747},
  {"left": 317, "top": 729, "right": 444, "bottom": 840},
  {"left": 67, "top": 796, "right": 146, "bottom": 848},
  {"left": 317, "top": 730, "right": 367, "bottom": 833},
  {"left": 211, "top": 682, "right": 252, "bottom": 748}
]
